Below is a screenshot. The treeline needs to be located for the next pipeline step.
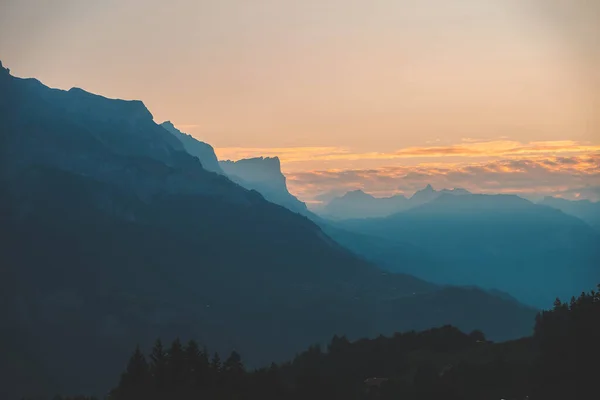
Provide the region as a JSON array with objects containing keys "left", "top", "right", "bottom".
[
  {"left": 36, "top": 284, "right": 600, "bottom": 400},
  {"left": 532, "top": 285, "right": 600, "bottom": 399}
]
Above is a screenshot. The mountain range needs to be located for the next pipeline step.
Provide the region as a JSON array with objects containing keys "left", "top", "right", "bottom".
[
  {"left": 152, "top": 118, "right": 600, "bottom": 309},
  {"left": 333, "top": 193, "right": 600, "bottom": 308},
  {"left": 539, "top": 196, "right": 600, "bottom": 232},
  {"left": 321, "top": 185, "right": 471, "bottom": 219},
  {"left": 144, "top": 120, "right": 600, "bottom": 309},
  {"left": 0, "top": 61, "right": 536, "bottom": 398}
]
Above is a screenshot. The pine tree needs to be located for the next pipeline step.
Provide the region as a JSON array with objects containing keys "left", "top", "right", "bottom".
[
  {"left": 149, "top": 339, "right": 168, "bottom": 394},
  {"left": 114, "top": 346, "right": 149, "bottom": 400},
  {"left": 167, "top": 338, "right": 185, "bottom": 391},
  {"left": 184, "top": 339, "right": 207, "bottom": 389}
]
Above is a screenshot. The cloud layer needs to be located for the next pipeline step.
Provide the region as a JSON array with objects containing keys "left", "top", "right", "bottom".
[
  {"left": 216, "top": 140, "right": 600, "bottom": 168},
  {"left": 216, "top": 140, "right": 600, "bottom": 204},
  {"left": 285, "top": 152, "right": 600, "bottom": 204}
]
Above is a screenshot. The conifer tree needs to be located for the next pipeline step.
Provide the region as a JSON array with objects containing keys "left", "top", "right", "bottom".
[
  {"left": 167, "top": 338, "right": 185, "bottom": 391},
  {"left": 149, "top": 339, "right": 168, "bottom": 394},
  {"left": 114, "top": 346, "right": 149, "bottom": 400}
]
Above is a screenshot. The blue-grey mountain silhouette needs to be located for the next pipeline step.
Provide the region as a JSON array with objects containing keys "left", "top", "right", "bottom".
[
  {"left": 0, "top": 61, "right": 536, "bottom": 398},
  {"left": 335, "top": 193, "right": 600, "bottom": 308},
  {"left": 320, "top": 184, "right": 471, "bottom": 219},
  {"left": 160, "top": 121, "right": 224, "bottom": 174},
  {"left": 539, "top": 196, "right": 600, "bottom": 232},
  {"left": 220, "top": 157, "right": 309, "bottom": 215}
]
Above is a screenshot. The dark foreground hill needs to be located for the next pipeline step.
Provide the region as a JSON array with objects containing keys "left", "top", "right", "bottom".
[
  {"left": 0, "top": 61, "right": 535, "bottom": 398},
  {"left": 32, "top": 284, "right": 600, "bottom": 400}
]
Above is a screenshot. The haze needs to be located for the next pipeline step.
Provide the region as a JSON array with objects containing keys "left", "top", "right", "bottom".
[{"left": 1, "top": 0, "right": 598, "bottom": 203}]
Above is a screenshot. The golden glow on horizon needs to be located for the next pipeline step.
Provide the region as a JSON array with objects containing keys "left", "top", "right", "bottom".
[
  {"left": 284, "top": 152, "right": 600, "bottom": 204},
  {"left": 215, "top": 140, "right": 600, "bottom": 170}
]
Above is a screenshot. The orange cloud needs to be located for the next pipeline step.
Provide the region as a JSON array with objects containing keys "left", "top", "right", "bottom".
[
  {"left": 285, "top": 153, "right": 600, "bottom": 204},
  {"left": 214, "top": 140, "right": 600, "bottom": 203},
  {"left": 215, "top": 140, "right": 600, "bottom": 171}
]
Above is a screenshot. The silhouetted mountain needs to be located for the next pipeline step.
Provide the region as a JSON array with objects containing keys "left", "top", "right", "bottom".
[
  {"left": 159, "top": 122, "right": 311, "bottom": 216},
  {"left": 337, "top": 193, "right": 600, "bottom": 308},
  {"left": 0, "top": 62, "right": 536, "bottom": 398},
  {"left": 160, "top": 121, "right": 223, "bottom": 174},
  {"left": 319, "top": 185, "right": 470, "bottom": 220},
  {"left": 321, "top": 190, "right": 410, "bottom": 219},
  {"left": 539, "top": 196, "right": 600, "bottom": 232},
  {"left": 409, "top": 184, "right": 437, "bottom": 205},
  {"left": 409, "top": 184, "right": 470, "bottom": 206},
  {"left": 220, "top": 157, "right": 309, "bottom": 215}
]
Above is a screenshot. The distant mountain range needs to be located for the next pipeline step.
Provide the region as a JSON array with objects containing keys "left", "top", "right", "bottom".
[
  {"left": 320, "top": 184, "right": 471, "bottom": 219},
  {"left": 165, "top": 125, "right": 597, "bottom": 307},
  {"left": 0, "top": 61, "right": 535, "bottom": 398},
  {"left": 333, "top": 193, "right": 600, "bottom": 308},
  {"left": 539, "top": 196, "right": 600, "bottom": 232}
]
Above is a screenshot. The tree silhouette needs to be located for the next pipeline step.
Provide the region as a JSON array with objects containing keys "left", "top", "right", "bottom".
[
  {"left": 112, "top": 345, "right": 149, "bottom": 400},
  {"left": 149, "top": 339, "right": 168, "bottom": 395}
]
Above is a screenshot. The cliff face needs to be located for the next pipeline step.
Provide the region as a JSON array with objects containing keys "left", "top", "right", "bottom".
[{"left": 220, "top": 157, "right": 309, "bottom": 215}]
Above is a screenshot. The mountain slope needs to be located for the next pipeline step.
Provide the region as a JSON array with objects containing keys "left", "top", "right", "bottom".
[
  {"left": 337, "top": 193, "right": 600, "bottom": 308},
  {"left": 0, "top": 62, "right": 536, "bottom": 398},
  {"left": 160, "top": 121, "right": 224, "bottom": 174},
  {"left": 539, "top": 196, "right": 600, "bottom": 232}
]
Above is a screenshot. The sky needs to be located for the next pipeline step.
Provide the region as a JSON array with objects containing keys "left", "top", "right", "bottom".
[{"left": 1, "top": 0, "right": 598, "bottom": 204}]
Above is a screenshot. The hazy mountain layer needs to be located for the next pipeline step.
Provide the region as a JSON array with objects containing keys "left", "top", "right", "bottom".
[
  {"left": 320, "top": 185, "right": 470, "bottom": 220},
  {"left": 335, "top": 193, "right": 600, "bottom": 308},
  {"left": 539, "top": 196, "right": 600, "bottom": 232},
  {"left": 220, "top": 157, "right": 309, "bottom": 215}
]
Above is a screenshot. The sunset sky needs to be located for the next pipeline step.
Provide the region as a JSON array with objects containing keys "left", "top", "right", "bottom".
[{"left": 1, "top": 0, "right": 598, "bottom": 203}]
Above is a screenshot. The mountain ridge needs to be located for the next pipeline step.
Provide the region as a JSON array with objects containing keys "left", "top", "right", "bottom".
[
  {"left": 160, "top": 121, "right": 224, "bottom": 174},
  {"left": 319, "top": 185, "right": 471, "bottom": 220},
  {"left": 335, "top": 192, "right": 600, "bottom": 307},
  {"left": 0, "top": 62, "right": 536, "bottom": 397},
  {"left": 539, "top": 196, "right": 600, "bottom": 232}
]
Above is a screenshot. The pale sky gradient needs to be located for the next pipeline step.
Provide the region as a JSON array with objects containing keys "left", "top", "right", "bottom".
[{"left": 1, "top": 0, "right": 598, "bottom": 202}]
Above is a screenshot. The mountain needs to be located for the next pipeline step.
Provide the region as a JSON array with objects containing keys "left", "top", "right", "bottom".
[
  {"left": 160, "top": 121, "right": 223, "bottom": 174},
  {"left": 319, "top": 185, "right": 470, "bottom": 220},
  {"left": 0, "top": 62, "right": 536, "bottom": 398},
  {"left": 539, "top": 196, "right": 600, "bottom": 232},
  {"left": 220, "top": 157, "right": 309, "bottom": 215},
  {"left": 321, "top": 190, "right": 410, "bottom": 219},
  {"left": 159, "top": 121, "right": 310, "bottom": 216},
  {"left": 336, "top": 193, "right": 600, "bottom": 308},
  {"left": 408, "top": 183, "right": 438, "bottom": 205}
]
